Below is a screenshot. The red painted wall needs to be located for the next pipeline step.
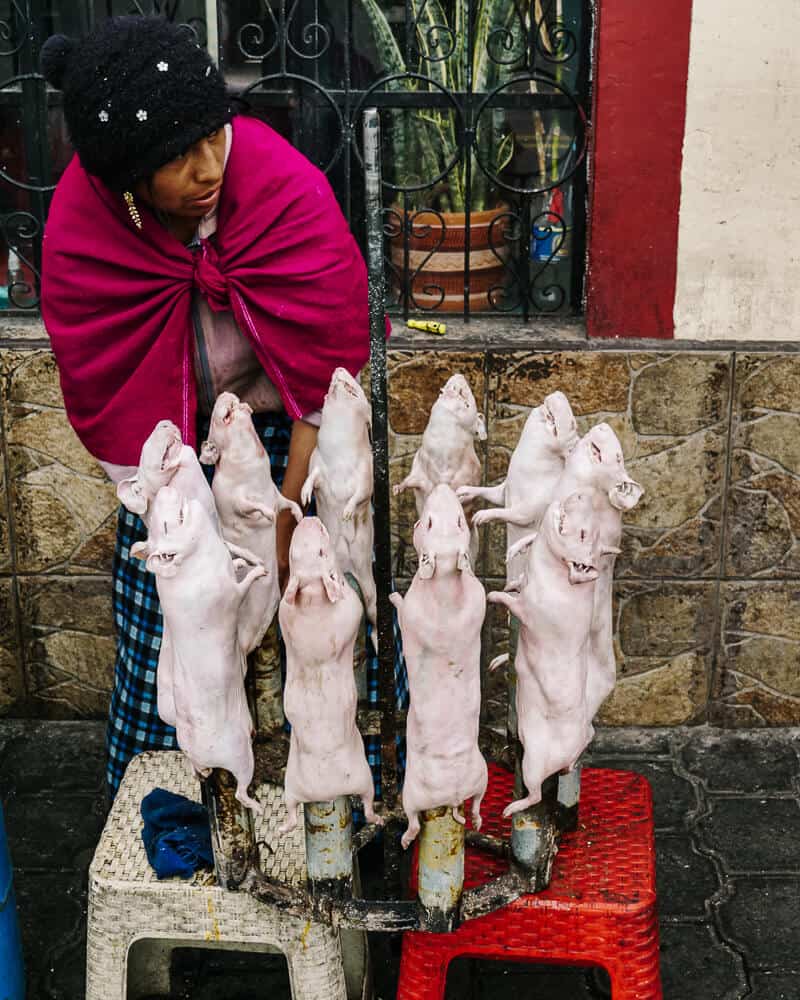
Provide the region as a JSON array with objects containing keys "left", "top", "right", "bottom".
[{"left": 586, "top": 0, "right": 693, "bottom": 338}]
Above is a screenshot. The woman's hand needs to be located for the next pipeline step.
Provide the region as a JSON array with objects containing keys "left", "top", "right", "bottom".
[{"left": 276, "top": 420, "right": 318, "bottom": 592}]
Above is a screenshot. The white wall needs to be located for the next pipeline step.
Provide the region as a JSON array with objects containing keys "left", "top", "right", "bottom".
[{"left": 674, "top": 0, "right": 800, "bottom": 340}]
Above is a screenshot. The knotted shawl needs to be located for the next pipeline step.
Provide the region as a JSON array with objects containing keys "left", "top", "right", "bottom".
[{"left": 42, "top": 115, "right": 371, "bottom": 465}]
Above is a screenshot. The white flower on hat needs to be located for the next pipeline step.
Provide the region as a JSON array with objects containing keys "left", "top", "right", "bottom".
[
  {"left": 136, "top": 109, "right": 148, "bottom": 122},
  {"left": 157, "top": 61, "right": 169, "bottom": 72},
  {"left": 98, "top": 110, "right": 109, "bottom": 122}
]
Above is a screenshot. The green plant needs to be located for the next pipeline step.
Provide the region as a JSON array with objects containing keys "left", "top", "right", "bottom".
[{"left": 358, "top": 0, "right": 526, "bottom": 212}]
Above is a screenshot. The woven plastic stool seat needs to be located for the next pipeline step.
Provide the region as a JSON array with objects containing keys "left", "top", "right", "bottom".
[
  {"left": 398, "top": 764, "right": 662, "bottom": 1000},
  {"left": 86, "top": 751, "right": 347, "bottom": 1000}
]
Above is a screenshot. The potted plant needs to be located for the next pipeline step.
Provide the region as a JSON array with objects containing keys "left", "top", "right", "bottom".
[{"left": 359, "top": 0, "right": 525, "bottom": 311}]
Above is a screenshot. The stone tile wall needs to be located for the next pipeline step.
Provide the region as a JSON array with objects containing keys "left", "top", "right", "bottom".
[
  {"left": 0, "top": 348, "right": 117, "bottom": 719},
  {"left": 1, "top": 339, "right": 799, "bottom": 727},
  {"left": 387, "top": 346, "right": 800, "bottom": 730}
]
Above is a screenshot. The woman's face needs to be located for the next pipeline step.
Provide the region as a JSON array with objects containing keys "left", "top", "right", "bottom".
[{"left": 137, "top": 128, "right": 226, "bottom": 222}]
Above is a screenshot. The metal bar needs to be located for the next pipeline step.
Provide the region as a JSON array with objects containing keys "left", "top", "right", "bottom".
[
  {"left": 232, "top": 87, "right": 577, "bottom": 111},
  {"left": 509, "top": 771, "right": 558, "bottom": 890},
  {"left": 343, "top": 0, "right": 352, "bottom": 225},
  {"left": 418, "top": 806, "right": 465, "bottom": 933},
  {"left": 202, "top": 769, "right": 259, "bottom": 890},
  {"left": 251, "top": 622, "right": 285, "bottom": 732},
  {"left": 204, "top": 0, "right": 219, "bottom": 63},
  {"left": 304, "top": 797, "right": 353, "bottom": 903},
  {"left": 402, "top": 188, "right": 410, "bottom": 321},
  {"left": 463, "top": 0, "right": 474, "bottom": 321},
  {"left": 521, "top": 194, "right": 532, "bottom": 322},
  {"left": 556, "top": 765, "right": 581, "bottom": 833},
  {"left": 459, "top": 870, "right": 528, "bottom": 923},
  {"left": 404, "top": 0, "right": 413, "bottom": 67},
  {"left": 363, "top": 108, "right": 400, "bottom": 892},
  {"left": 19, "top": 1, "right": 50, "bottom": 299},
  {"left": 0, "top": 87, "right": 574, "bottom": 115},
  {"left": 507, "top": 616, "right": 519, "bottom": 743},
  {"left": 465, "top": 829, "right": 511, "bottom": 859},
  {"left": 335, "top": 897, "right": 419, "bottom": 932},
  {"left": 278, "top": 0, "right": 288, "bottom": 76},
  {"left": 569, "top": 0, "right": 593, "bottom": 313}
]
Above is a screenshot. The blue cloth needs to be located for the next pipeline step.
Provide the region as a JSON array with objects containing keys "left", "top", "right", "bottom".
[
  {"left": 140, "top": 788, "right": 214, "bottom": 879},
  {"left": 106, "top": 410, "right": 409, "bottom": 802}
]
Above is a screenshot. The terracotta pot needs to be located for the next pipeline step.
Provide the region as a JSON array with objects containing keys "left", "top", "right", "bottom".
[{"left": 389, "top": 204, "right": 510, "bottom": 313}]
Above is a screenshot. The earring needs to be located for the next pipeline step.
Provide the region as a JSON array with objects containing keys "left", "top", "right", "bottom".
[{"left": 123, "top": 190, "right": 142, "bottom": 230}]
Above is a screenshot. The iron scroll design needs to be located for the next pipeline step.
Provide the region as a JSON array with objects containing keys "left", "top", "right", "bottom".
[
  {"left": 0, "top": 0, "right": 591, "bottom": 318},
  {"left": 0, "top": 0, "right": 207, "bottom": 311}
]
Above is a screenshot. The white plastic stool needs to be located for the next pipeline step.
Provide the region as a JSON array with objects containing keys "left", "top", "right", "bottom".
[{"left": 85, "top": 751, "right": 349, "bottom": 1000}]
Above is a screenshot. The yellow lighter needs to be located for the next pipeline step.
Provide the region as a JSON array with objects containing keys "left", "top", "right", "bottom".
[{"left": 406, "top": 319, "right": 447, "bottom": 335}]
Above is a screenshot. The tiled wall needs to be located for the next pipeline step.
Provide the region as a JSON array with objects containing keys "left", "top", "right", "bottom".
[
  {"left": 387, "top": 347, "right": 800, "bottom": 729},
  {"left": 0, "top": 348, "right": 118, "bottom": 718},
  {"left": 1, "top": 340, "right": 799, "bottom": 727}
]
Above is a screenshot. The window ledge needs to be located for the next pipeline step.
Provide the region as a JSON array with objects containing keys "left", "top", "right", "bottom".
[
  {"left": 0, "top": 314, "right": 50, "bottom": 349},
  {"left": 388, "top": 315, "right": 588, "bottom": 351}
]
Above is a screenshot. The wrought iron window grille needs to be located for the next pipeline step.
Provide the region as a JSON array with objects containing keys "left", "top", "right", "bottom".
[{"left": 0, "top": 0, "right": 590, "bottom": 321}]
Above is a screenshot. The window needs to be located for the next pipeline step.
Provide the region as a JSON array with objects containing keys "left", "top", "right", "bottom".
[{"left": 0, "top": 1, "right": 591, "bottom": 319}]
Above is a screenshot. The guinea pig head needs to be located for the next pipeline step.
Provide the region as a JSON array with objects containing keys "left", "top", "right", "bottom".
[
  {"left": 542, "top": 391, "right": 579, "bottom": 454},
  {"left": 199, "top": 391, "right": 260, "bottom": 465},
  {"left": 283, "top": 516, "right": 344, "bottom": 604},
  {"left": 323, "top": 367, "right": 371, "bottom": 426},
  {"left": 437, "top": 373, "right": 487, "bottom": 441},
  {"left": 117, "top": 419, "right": 183, "bottom": 516},
  {"left": 572, "top": 423, "right": 643, "bottom": 512},
  {"left": 413, "top": 484, "right": 472, "bottom": 578},
  {"left": 130, "top": 486, "right": 205, "bottom": 578},
  {"left": 543, "top": 492, "right": 602, "bottom": 585}
]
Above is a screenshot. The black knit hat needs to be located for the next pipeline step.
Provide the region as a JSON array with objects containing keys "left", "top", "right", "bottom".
[{"left": 40, "top": 16, "right": 234, "bottom": 191}]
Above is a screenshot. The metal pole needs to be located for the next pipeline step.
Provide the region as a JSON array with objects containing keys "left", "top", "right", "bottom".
[
  {"left": 204, "top": 0, "right": 219, "bottom": 64},
  {"left": 304, "top": 797, "right": 353, "bottom": 903},
  {"left": 203, "top": 769, "right": 258, "bottom": 890},
  {"left": 557, "top": 766, "right": 581, "bottom": 833},
  {"left": 507, "top": 616, "right": 519, "bottom": 743},
  {"left": 418, "top": 807, "right": 465, "bottom": 933},
  {"left": 509, "top": 767, "right": 558, "bottom": 891},
  {"left": 363, "top": 108, "right": 400, "bottom": 891}
]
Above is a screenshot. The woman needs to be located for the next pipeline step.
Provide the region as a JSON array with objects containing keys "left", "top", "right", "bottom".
[{"left": 39, "top": 16, "right": 381, "bottom": 794}]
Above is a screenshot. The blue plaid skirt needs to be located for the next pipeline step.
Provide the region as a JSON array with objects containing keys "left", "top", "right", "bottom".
[{"left": 107, "top": 411, "right": 408, "bottom": 798}]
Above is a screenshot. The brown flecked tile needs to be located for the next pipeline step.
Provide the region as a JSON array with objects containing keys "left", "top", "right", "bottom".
[
  {"left": 478, "top": 578, "right": 713, "bottom": 729},
  {"left": 4, "top": 350, "right": 117, "bottom": 574},
  {"left": 624, "top": 353, "right": 730, "bottom": 578},
  {"left": 484, "top": 351, "right": 729, "bottom": 579},
  {"left": 711, "top": 581, "right": 800, "bottom": 726},
  {"left": 387, "top": 350, "right": 486, "bottom": 436},
  {"left": 0, "top": 579, "right": 25, "bottom": 715},
  {"left": 17, "top": 576, "right": 115, "bottom": 720},
  {"left": 728, "top": 354, "right": 800, "bottom": 577},
  {"left": 597, "top": 580, "right": 714, "bottom": 726}
]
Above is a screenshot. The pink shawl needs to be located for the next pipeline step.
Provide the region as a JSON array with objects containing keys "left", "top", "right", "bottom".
[{"left": 42, "top": 115, "right": 372, "bottom": 465}]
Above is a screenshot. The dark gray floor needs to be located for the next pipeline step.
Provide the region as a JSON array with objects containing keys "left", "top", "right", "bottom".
[{"left": 1, "top": 722, "right": 798, "bottom": 999}]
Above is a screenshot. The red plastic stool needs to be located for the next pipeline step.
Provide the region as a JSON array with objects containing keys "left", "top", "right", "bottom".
[{"left": 398, "top": 765, "right": 662, "bottom": 1000}]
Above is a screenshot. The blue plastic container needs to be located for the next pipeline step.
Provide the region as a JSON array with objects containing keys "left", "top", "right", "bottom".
[{"left": 0, "top": 801, "right": 25, "bottom": 1000}]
